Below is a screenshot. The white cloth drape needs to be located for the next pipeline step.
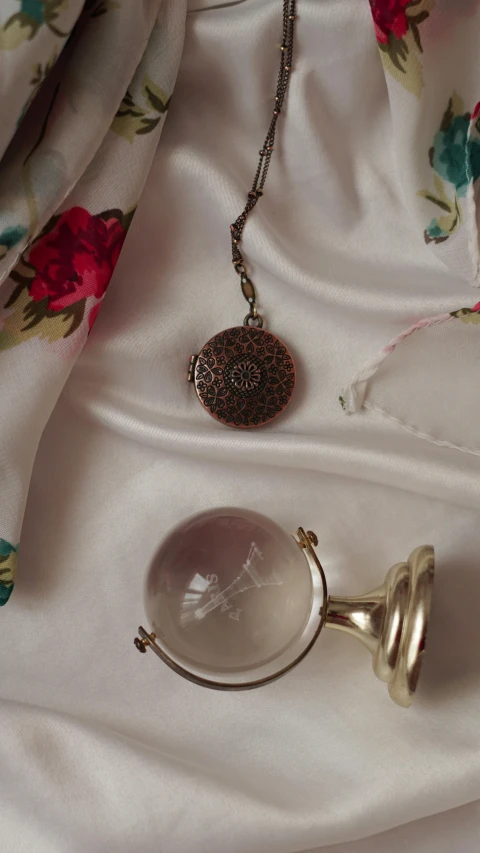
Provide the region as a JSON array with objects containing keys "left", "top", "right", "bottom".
[{"left": 1, "top": 1, "right": 479, "bottom": 851}]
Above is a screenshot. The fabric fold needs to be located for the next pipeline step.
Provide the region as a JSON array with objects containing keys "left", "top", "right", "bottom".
[{"left": 0, "top": 0, "right": 187, "bottom": 604}]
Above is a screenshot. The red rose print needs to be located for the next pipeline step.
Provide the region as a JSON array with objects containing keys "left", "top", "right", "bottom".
[
  {"left": 472, "top": 302, "right": 480, "bottom": 312},
  {"left": 370, "top": 0, "right": 410, "bottom": 44},
  {"left": 28, "top": 207, "right": 126, "bottom": 312}
]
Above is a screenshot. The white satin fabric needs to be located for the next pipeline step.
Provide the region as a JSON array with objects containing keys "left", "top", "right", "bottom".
[{"left": 1, "top": 1, "right": 480, "bottom": 851}]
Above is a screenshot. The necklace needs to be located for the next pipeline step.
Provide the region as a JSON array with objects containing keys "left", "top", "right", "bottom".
[{"left": 187, "top": 0, "right": 297, "bottom": 429}]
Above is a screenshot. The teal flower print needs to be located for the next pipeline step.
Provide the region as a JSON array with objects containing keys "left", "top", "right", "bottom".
[
  {"left": 0, "top": 225, "right": 27, "bottom": 260},
  {"left": 20, "top": 0, "right": 45, "bottom": 24},
  {"left": 0, "top": 539, "right": 18, "bottom": 606},
  {"left": 0, "top": 0, "right": 70, "bottom": 47},
  {"left": 419, "top": 94, "right": 480, "bottom": 245},
  {"left": 425, "top": 218, "right": 450, "bottom": 243},
  {"left": 431, "top": 113, "right": 480, "bottom": 197}
]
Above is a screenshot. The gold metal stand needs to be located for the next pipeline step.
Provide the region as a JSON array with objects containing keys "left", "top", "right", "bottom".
[{"left": 325, "top": 545, "right": 435, "bottom": 708}]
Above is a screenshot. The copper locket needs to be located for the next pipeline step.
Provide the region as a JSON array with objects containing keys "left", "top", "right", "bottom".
[{"left": 187, "top": 325, "right": 296, "bottom": 428}]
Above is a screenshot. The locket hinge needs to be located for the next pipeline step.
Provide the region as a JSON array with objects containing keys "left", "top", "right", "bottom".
[{"left": 187, "top": 354, "right": 198, "bottom": 382}]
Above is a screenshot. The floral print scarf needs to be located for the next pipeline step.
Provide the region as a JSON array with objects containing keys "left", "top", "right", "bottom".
[
  {"left": 341, "top": 0, "right": 480, "bottom": 460},
  {"left": 0, "top": 0, "right": 187, "bottom": 604}
]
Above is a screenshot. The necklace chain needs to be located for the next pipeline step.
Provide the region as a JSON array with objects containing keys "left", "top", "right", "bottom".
[{"left": 230, "top": 0, "right": 296, "bottom": 328}]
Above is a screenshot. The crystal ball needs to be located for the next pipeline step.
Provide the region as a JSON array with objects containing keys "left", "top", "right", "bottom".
[{"left": 145, "top": 508, "right": 324, "bottom": 687}]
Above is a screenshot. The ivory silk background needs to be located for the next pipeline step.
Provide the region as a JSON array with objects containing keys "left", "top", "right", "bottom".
[{"left": 0, "top": 1, "right": 479, "bottom": 851}]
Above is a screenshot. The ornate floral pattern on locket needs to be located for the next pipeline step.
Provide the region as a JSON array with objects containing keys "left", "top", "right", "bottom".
[{"left": 193, "top": 326, "right": 296, "bottom": 428}]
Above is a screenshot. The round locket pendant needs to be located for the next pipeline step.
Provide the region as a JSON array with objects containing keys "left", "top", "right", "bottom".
[{"left": 187, "top": 326, "right": 296, "bottom": 428}]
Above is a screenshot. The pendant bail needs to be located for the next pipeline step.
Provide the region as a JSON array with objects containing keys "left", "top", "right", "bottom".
[{"left": 244, "top": 310, "right": 263, "bottom": 328}]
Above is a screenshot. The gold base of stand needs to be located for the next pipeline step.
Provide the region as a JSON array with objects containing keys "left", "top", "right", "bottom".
[{"left": 325, "top": 545, "right": 435, "bottom": 708}]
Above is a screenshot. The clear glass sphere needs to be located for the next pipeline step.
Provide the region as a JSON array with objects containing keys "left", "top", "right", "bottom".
[{"left": 145, "top": 508, "right": 324, "bottom": 687}]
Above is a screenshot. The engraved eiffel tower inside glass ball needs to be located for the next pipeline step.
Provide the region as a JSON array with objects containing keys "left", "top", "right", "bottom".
[
  {"left": 144, "top": 508, "right": 324, "bottom": 687},
  {"left": 137, "top": 511, "right": 435, "bottom": 705}
]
